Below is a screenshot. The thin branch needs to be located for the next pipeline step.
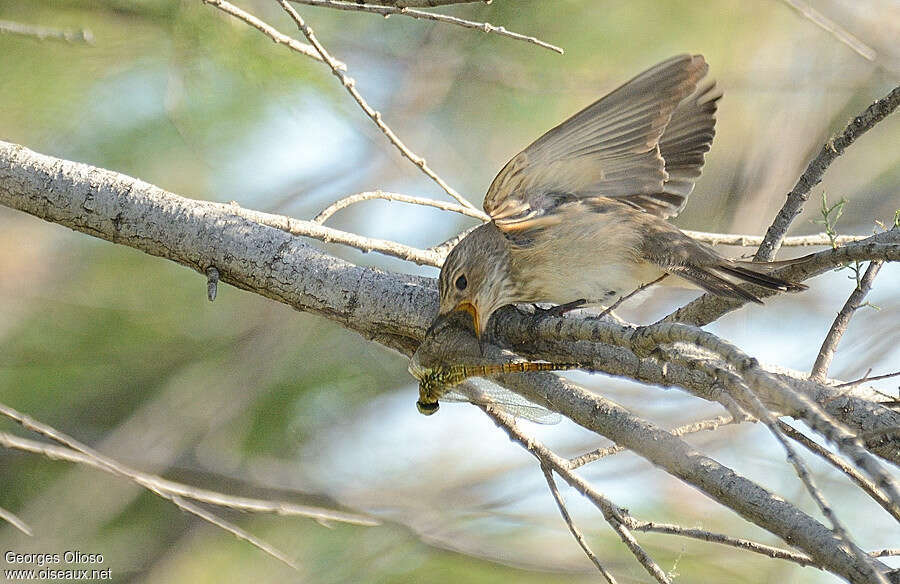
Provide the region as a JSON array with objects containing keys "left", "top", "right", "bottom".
[
  {"left": 170, "top": 495, "right": 300, "bottom": 570},
  {"left": 777, "top": 421, "right": 900, "bottom": 524},
  {"left": 0, "top": 431, "right": 378, "bottom": 526},
  {"left": 0, "top": 505, "right": 33, "bottom": 537},
  {"left": 682, "top": 230, "right": 869, "bottom": 247},
  {"left": 779, "top": 0, "right": 876, "bottom": 61},
  {"left": 597, "top": 275, "right": 668, "bottom": 319},
  {"left": 836, "top": 369, "right": 900, "bottom": 389},
  {"left": 631, "top": 521, "right": 817, "bottom": 567},
  {"left": 540, "top": 465, "right": 618, "bottom": 583},
  {"left": 810, "top": 260, "right": 883, "bottom": 382},
  {"left": 427, "top": 224, "right": 480, "bottom": 255},
  {"left": 201, "top": 0, "right": 336, "bottom": 67},
  {"left": 290, "top": 0, "right": 563, "bottom": 54},
  {"left": 226, "top": 201, "right": 444, "bottom": 265},
  {"left": 755, "top": 84, "right": 900, "bottom": 262},
  {"left": 478, "top": 404, "right": 672, "bottom": 584},
  {"left": 870, "top": 549, "right": 900, "bottom": 558},
  {"left": 0, "top": 19, "right": 93, "bottom": 44},
  {"left": 312, "top": 190, "right": 486, "bottom": 224},
  {"left": 0, "top": 404, "right": 309, "bottom": 570},
  {"left": 275, "top": 0, "right": 482, "bottom": 213},
  {"left": 364, "top": 0, "right": 490, "bottom": 7},
  {"left": 568, "top": 415, "right": 736, "bottom": 469}
]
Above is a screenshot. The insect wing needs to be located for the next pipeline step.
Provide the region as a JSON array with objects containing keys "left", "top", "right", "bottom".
[{"left": 442, "top": 379, "right": 561, "bottom": 424}]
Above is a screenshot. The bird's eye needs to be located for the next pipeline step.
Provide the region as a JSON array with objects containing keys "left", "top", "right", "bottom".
[{"left": 455, "top": 274, "right": 467, "bottom": 291}]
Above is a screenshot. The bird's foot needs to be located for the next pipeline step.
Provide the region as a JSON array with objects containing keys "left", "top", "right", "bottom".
[{"left": 533, "top": 299, "right": 587, "bottom": 320}]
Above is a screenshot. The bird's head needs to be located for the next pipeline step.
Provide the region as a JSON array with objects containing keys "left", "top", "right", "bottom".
[{"left": 434, "top": 224, "right": 513, "bottom": 338}]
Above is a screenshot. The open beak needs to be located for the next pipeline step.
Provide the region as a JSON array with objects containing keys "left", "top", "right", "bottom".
[
  {"left": 428, "top": 301, "right": 483, "bottom": 339},
  {"left": 453, "top": 301, "right": 482, "bottom": 338}
]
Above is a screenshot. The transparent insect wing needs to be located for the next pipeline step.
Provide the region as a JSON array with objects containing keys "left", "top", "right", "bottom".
[{"left": 442, "top": 378, "right": 561, "bottom": 424}]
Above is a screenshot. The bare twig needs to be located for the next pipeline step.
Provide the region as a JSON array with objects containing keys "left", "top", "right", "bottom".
[
  {"left": 597, "top": 275, "right": 668, "bottom": 319},
  {"left": 478, "top": 404, "right": 673, "bottom": 584},
  {"left": 779, "top": 0, "right": 876, "bottom": 61},
  {"left": 0, "top": 431, "right": 377, "bottom": 526},
  {"left": 0, "top": 505, "right": 33, "bottom": 537},
  {"left": 810, "top": 260, "right": 883, "bottom": 382},
  {"left": 836, "top": 369, "right": 900, "bottom": 389},
  {"left": 568, "top": 415, "right": 735, "bottom": 469},
  {"left": 275, "top": 0, "right": 481, "bottom": 212},
  {"left": 682, "top": 230, "right": 869, "bottom": 247},
  {"left": 170, "top": 495, "right": 300, "bottom": 570},
  {"left": 540, "top": 465, "right": 618, "bottom": 583},
  {"left": 777, "top": 421, "right": 900, "bottom": 523},
  {"left": 0, "top": 404, "right": 310, "bottom": 569},
  {"left": 870, "top": 549, "right": 900, "bottom": 558},
  {"left": 0, "top": 19, "right": 93, "bottom": 44},
  {"left": 755, "top": 84, "right": 900, "bottom": 262},
  {"left": 313, "top": 190, "right": 486, "bottom": 224},
  {"left": 290, "top": 0, "right": 563, "bottom": 54},
  {"left": 226, "top": 201, "right": 444, "bottom": 266},
  {"left": 631, "top": 521, "right": 817, "bottom": 567},
  {"left": 200, "top": 0, "right": 336, "bottom": 66},
  {"left": 364, "top": 0, "right": 489, "bottom": 7}
]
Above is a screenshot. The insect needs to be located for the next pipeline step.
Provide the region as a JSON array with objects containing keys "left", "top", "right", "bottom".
[
  {"left": 409, "top": 358, "right": 578, "bottom": 419},
  {"left": 410, "top": 307, "right": 578, "bottom": 419}
]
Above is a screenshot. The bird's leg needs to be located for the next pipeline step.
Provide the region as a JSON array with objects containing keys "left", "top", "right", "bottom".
[{"left": 533, "top": 298, "right": 587, "bottom": 319}]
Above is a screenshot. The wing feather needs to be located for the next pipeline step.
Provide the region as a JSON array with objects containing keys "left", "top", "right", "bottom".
[{"left": 484, "top": 55, "right": 720, "bottom": 229}]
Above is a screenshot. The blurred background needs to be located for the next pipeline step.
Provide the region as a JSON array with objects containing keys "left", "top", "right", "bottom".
[{"left": 0, "top": 1, "right": 898, "bottom": 582}]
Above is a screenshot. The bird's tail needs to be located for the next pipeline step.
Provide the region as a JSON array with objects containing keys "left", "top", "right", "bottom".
[{"left": 673, "top": 255, "right": 811, "bottom": 304}]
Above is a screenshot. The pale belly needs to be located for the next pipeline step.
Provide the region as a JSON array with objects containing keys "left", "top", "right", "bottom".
[
  {"left": 505, "top": 211, "right": 691, "bottom": 306},
  {"left": 520, "top": 253, "right": 670, "bottom": 305}
]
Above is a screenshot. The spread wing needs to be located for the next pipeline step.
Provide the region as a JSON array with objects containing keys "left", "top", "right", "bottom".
[{"left": 483, "top": 54, "right": 720, "bottom": 231}]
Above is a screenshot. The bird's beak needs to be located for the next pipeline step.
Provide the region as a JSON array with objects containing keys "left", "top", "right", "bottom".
[{"left": 453, "top": 301, "right": 482, "bottom": 338}]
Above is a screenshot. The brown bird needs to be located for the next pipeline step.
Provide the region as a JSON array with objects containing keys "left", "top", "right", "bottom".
[{"left": 435, "top": 54, "right": 807, "bottom": 337}]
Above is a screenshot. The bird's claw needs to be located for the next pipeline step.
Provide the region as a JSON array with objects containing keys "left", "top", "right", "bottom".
[{"left": 532, "top": 298, "right": 587, "bottom": 320}]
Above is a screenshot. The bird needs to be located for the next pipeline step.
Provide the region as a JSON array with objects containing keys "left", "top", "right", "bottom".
[{"left": 433, "top": 54, "right": 807, "bottom": 338}]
